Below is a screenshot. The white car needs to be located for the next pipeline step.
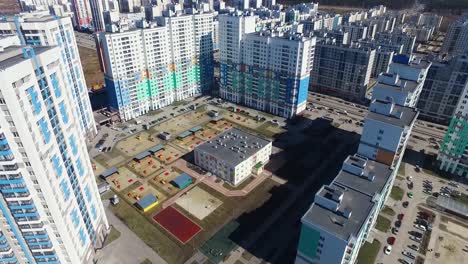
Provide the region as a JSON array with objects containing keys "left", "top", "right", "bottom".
[{"left": 384, "top": 245, "right": 392, "bottom": 255}]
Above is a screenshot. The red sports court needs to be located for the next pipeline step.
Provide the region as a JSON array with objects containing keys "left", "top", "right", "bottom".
[{"left": 153, "top": 206, "right": 202, "bottom": 244}]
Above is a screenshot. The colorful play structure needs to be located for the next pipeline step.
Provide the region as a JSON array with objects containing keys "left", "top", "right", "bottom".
[
  {"left": 170, "top": 173, "right": 193, "bottom": 189},
  {"left": 135, "top": 193, "right": 159, "bottom": 212}
]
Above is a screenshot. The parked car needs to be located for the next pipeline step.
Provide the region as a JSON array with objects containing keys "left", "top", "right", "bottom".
[
  {"left": 408, "top": 244, "right": 419, "bottom": 251},
  {"left": 402, "top": 250, "right": 415, "bottom": 260},
  {"left": 398, "top": 213, "right": 405, "bottom": 221},
  {"left": 395, "top": 220, "right": 402, "bottom": 228},
  {"left": 384, "top": 245, "right": 392, "bottom": 255},
  {"left": 402, "top": 201, "right": 409, "bottom": 208}
]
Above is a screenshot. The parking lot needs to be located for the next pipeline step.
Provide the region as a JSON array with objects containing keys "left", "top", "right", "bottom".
[{"left": 371, "top": 161, "right": 468, "bottom": 264}]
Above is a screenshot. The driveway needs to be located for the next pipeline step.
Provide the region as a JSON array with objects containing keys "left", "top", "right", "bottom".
[{"left": 96, "top": 201, "right": 167, "bottom": 264}]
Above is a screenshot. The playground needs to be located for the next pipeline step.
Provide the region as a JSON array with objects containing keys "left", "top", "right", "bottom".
[
  {"left": 115, "top": 132, "right": 161, "bottom": 157},
  {"left": 206, "top": 119, "right": 235, "bottom": 132},
  {"left": 175, "top": 186, "right": 222, "bottom": 220},
  {"left": 123, "top": 181, "right": 166, "bottom": 208},
  {"left": 150, "top": 167, "right": 185, "bottom": 196},
  {"left": 129, "top": 156, "right": 164, "bottom": 178},
  {"left": 175, "top": 134, "right": 205, "bottom": 151},
  {"left": 105, "top": 167, "right": 139, "bottom": 191},
  {"left": 193, "top": 127, "right": 220, "bottom": 141},
  {"left": 153, "top": 145, "right": 184, "bottom": 165}
]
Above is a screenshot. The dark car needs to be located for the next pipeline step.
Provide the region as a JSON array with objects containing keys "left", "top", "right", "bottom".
[
  {"left": 402, "top": 201, "right": 409, "bottom": 208},
  {"left": 395, "top": 220, "right": 402, "bottom": 228}
]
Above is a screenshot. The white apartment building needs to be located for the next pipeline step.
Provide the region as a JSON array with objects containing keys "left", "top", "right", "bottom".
[
  {"left": 418, "top": 13, "right": 443, "bottom": 32},
  {"left": 375, "top": 31, "right": 416, "bottom": 55},
  {"left": 98, "top": 11, "right": 214, "bottom": 121},
  {"left": 0, "top": 14, "right": 97, "bottom": 138},
  {"left": 358, "top": 99, "right": 418, "bottom": 168},
  {"left": 70, "top": 0, "right": 93, "bottom": 28},
  {"left": 194, "top": 128, "right": 272, "bottom": 186},
  {"left": 372, "top": 54, "right": 431, "bottom": 107},
  {"left": 219, "top": 12, "right": 314, "bottom": 118},
  {"left": 0, "top": 45, "right": 108, "bottom": 264},
  {"left": 296, "top": 154, "right": 394, "bottom": 264}
]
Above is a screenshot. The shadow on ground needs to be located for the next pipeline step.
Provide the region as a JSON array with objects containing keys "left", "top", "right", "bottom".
[{"left": 201, "top": 115, "right": 361, "bottom": 263}]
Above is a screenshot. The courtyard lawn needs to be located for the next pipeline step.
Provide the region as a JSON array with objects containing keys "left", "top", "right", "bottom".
[
  {"left": 381, "top": 206, "right": 396, "bottom": 217},
  {"left": 104, "top": 225, "right": 121, "bottom": 246},
  {"left": 390, "top": 186, "right": 405, "bottom": 201},
  {"left": 356, "top": 239, "right": 381, "bottom": 264},
  {"left": 375, "top": 215, "right": 391, "bottom": 233}
]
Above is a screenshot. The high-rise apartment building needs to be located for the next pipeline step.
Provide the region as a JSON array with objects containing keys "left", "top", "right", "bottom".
[
  {"left": 438, "top": 86, "right": 468, "bottom": 178},
  {"left": 375, "top": 31, "right": 416, "bottom": 55},
  {"left": 441, "top": 14, "right": 468, "bottom": 56},
  {"left": 98, "top": 11, "right": 214, "bottom": 121},
  {"left": 219, "top": 13, "right": 314, "bottom": 118},
  {"left": 295, "top": 154, "right": 394, "bottom": 264},
  {"left": 372, "top": 54, "right": 431, "bottom": 107},
  {"left": 418, "top": 55, "right": 468, "bottom": 125},
  {"left": 310, "top": 40, "right": 375, "bottom": 102},
  {"left": 418, "top": 13, "right": 443, "bottom": 32},
  {"left": 358, "top": 99, "right": 418, "bottom": 168},
  {"left": 70, "top": 0, "right": 93, "bottom": 28},
  {"left": 90, "top": 0, "right": 110, "bottom": 32},
  {"left": 0, "top": 14, "right": 97, "bottom": 138},
  {"left": 0, "top": 45, "right": 108, "bottom": 263}
]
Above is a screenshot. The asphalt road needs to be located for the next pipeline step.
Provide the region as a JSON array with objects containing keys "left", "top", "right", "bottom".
[{"left": 307, "top": 92, "right": 447, "bottom": 140}]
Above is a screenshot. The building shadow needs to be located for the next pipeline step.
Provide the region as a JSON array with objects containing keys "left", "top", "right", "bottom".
[{"left": 209, "top": 115, "right": 362, "bottom": 263}]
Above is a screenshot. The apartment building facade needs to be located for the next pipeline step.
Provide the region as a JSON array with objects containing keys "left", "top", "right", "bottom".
[{"left": 0, "top": 45, "right": 108, "bottom": 264}]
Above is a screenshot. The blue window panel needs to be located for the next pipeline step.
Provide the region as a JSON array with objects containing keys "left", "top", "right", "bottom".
[
  {"left": 24, "top": 234, "right": 48, "bottom": 240},
  {"left": 28, "top": 241, "right": 52, "bottom": 246},
  {"left": 74, "top": 65, "right": 81, "bottom": 79},
  {"left": 9, "top": 204, "right": 34, "bottom": 210},
  {"left": 69, "top": 135, "right": 78, "bottom": 155},
  {"left": 0, "top": 178, "right": 24, "bottom": 184},
  {"left": 70, "top": 48, "right": 75, "bottom": 60},
  {"left": 50, "top": 73, "right": 61, "bottom": 98},
  {"left": 76, "top": 158, "right": 84, "bottom": 177},
  {"left": 79, "top": 228, "right": 86, "bottom": 245},
  {"left": 51, "top": 155, "right": 63, "bottom": 178},
  {"left": 79, "top": 82, "right": 84, "bottom": 93},
  {"left": 13, "top": 212, "right": 39, "bottom": 218},
  {"left": 1, "top": 187, "right": 28, "bottom": 193},
  {"left": 55, "top": 33, "right": 62, "bottom": 46},
  {"left": 37, "top": 118, "right": 51, "bottom": 144},
  {"left": 0, "top": 149, "right": 13, "bottom": 156},
  {"left": 84, "top": 185, "right": 92, "bottom": 202},
  {"left": 27, "top": 87, "right": 41, "bottom": 115},
  {"left": 0, "top": 255, "right": 17, "bottom": 262},
  {"left": 0, "top": 243, "right": 10, "bottom": 249},
  {"left": 59, "top": 102, "right": 69, "bottom": 124},
  {"left": 66, "top": 31, "right": 71, "bottom": 44},
  {"left": 60, "top": 180, "right": 71, "bottom": 201},
  {"left": 91, "top": 205, "right": 97, "bottom": 220},
  {"left": 70, "top": 209, "right": 79, "bottom": 227}
]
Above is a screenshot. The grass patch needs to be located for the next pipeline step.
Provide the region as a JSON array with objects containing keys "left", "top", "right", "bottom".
[
  {"left": 398, "top": 162, "right": 406, "bottom": 176},
  {"left": 148, "top": 110, "right": 164, "bottom": 116},
  {"left": 396, "top": 175, "right": 405, "bottom": 181},
  {"left": 390, "top": 186, "right": 405, "bottom": 201},
  {"left": 375, "top": 215, "right": 391, "bottom": 233},
  {"left": 222, "top": 176, "right": 254, "bottom": 190},
  {"left": 356, "top": 239, "right": 381, "bottom": 264},
  {"left": 108, "top": 199, "right": 189, "bottom": 264},
  {"left": 381, "top": 206, "right": 396, "bottom": 217},
  {"left": 195, "top": 105, "right": 208, "bottom": 113},
  {"left": 78, "top": 46, "right": 104, "bottom": 88},
  {"left": 140, "top": 259, "right": 152, "bottom": 264},
  {"left": 453, "top": 193, "right": 468, "bottom": 206},
  {"left": 104, "top": 225, "right": 121, "bottom": 246}
]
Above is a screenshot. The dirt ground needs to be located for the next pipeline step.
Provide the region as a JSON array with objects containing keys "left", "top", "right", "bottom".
[{"left": 78, "top": 47, "right": 104, "bottom": 88}]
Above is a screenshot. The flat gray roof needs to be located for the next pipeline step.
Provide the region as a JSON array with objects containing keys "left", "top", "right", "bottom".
[
  {"left": 367, "top": 103, "right": 418, "bottom": 128},
  {"left": 195, "top": 128, "right": 270, "bottom": 166},
  {"left": 436, "top": 196, "right": 468, "bottom": 218},
  {"left": 376, "top": 77, "right": 419, "bottom": 94},
  {"left": 302, "top": 156, "right": 392, "bottom": 241},
  {"left": 0, "top": 45, "right": 51, "bottom": 69}
]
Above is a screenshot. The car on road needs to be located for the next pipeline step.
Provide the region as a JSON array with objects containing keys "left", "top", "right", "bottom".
[
  {"left": 403, "top": 201, "right": 409, "bottom": 208},
  {"left": 414, "top": 224, "right": 426, "bottom": 232},
  {"left": 448, "top": 181, "right": 460, "bottom": 188},
  {"left": 407, "top": 192, "right": 413, "bottom": 198},
  {"left": 388, "top": 236, "right": 396, "bottom": 245},
  {"left": 408, "top": 181, "right": 413, "bottom": 190},
  {"left": 384, "top": 245, "right": 392, "bottom": 255},
  {"left": 392, "top": 227, "right": 399, "bottom": 234},
  {"left": 410, "top": 236, "right": 422, "bottom": 243},
  {"left": 415, "top": 165, "right": 421, "bottom": 172},
  {"left": 407, "top": 176, "right": 413, "bottom": 180}
]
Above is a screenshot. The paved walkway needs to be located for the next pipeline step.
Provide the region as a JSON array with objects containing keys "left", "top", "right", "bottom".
[{"left": 96, "top": 201, "right": 167, "bottom": 264}]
